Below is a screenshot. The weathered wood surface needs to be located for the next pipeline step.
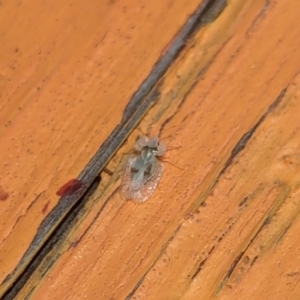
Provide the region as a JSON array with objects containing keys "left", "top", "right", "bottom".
[{"left": 1, "top": 0, "right": 300, "bottom": 299}]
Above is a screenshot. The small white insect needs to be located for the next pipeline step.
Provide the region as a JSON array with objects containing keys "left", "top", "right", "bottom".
[{"left": 119, "top": 135, "right": 166, "bottom": 202}]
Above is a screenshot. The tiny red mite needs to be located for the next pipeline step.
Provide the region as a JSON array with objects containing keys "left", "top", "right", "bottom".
[
  {"left": 56, "top": 179, "right": 83, "bottom": 197},
  {"left": 0, "top": 188, "right": 9, "bottom": 201}
]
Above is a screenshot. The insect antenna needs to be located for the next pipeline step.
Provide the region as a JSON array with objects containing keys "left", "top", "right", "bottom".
[
  {"left": 165, "top": 146, "right": 181, "bottom": 151},
  {"left": 136, "top": 127, "right": 148, "bottom": 139},
  {"left": 160, "top": 158, "right": 184, "bottom": 170},
  {"left": 120, "top": 149, "right": 137, "bottom": 156}
]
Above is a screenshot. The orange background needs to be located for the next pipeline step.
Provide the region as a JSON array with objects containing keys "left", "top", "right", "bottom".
[{"left": 1, "top": 0, "right": 300, "bottom": 299}]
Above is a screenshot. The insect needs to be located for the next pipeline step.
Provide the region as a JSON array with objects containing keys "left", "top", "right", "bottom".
[
  {"left": 119, "top": 135, "right": 166, "bottom": 202},
  {"left": 56, "top": 178, "right": 83, "bottom": 197}
]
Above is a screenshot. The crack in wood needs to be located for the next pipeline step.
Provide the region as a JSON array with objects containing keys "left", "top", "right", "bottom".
[
  {"left": 190, "top": 217, "right": 237, "bottom": 281},
  {"left": 227, "top": 252, "right": 245, "bottom": 279},
  {"left": 214, "top": 207, "right": 281, "bottom": 295},
  {"left": 0, "top": 192, "right": 44, "bottom": 249},
  {"left": 274, "top": 222, "right": 292, "bottom": 245},
  {"left": 213, "top": 184, "right": 296, "bottom": 295},
  {"left": 238, "top": 195, "right": 249, "bottom": 208},
  {"left": 250, "top": 255, "right": 258, "bottom": 267},
  {"left": 199, "top": 0, "right": 227, "bottom": 26},
  {"left": 125, "top": 224, "right": 182, "bottom": 300},
  {"left": 214, "top": 87, "right": 287, "bottom": 188},
  {"left": 185, "top": 85, "right": 287, "bottom": 217},
  {"left": 122, "top": 0, "right": 217, "bottom": 121},
  {"left": 245, "top": 0, "right": 271, "bottom": 37},
  {"left": 191, "top": 245, "right": 215, "bottom": 280},
  {"left": 189, "top": 185, "right": 286, "bottom": 286}
]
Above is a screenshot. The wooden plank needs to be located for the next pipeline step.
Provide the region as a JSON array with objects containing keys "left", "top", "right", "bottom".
[
  {"left": 9, "top": 0, "right": 300, "bottom": 299},
  {"left": 0, "top": 0, "right": 203, "bottom": 295}
]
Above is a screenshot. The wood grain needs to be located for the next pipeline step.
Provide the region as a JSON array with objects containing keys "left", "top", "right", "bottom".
[{"left": 2, "top": 0, "right": 300, "bottom": 299}]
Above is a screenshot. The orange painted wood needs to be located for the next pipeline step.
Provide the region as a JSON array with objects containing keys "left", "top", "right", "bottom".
[
  {"left": 3, "top": 0, "right": 300, "bottom": 299},
  {"left": 0, "top": 0, "right": 202, "bottom": 295}
]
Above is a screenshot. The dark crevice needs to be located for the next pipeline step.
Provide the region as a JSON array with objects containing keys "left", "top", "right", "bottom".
[
  {"left": 262, "top": 214, "right": 272, "bottom": 226},
  {"left": 274, "top": 223, "right": 292, "bottom": 245},
  {"left": 191, "top": 258, "right": 208, "bottom": 280},
  {"left": 191, "top": 218, "right": 237, "bottom": 280},
  {"left": 224, "top": 252, "right": 244, "bottom": 281},
  {"left": 196, "top": 0, "right": 227, "bottom": 27},
  {"left": 123, "top": 0, "right": 227, "bottom": 121},
  {"left": 211, "top": 88, "right": 288, "bottom": 296},
  {"left": 125, "top": 225, "right": 182, "bottom": 300},
  {"left": 191, "top": 245, "right": 215, "bottom": 280},
  {"left": 215, "top": 87, "right": 287, "bottom": 185},
  {"left": 245, "top": 0, "right": 271, "bottom": 37},
  {"left": 159, "top": 41, "right": 229, "bottom": 138},
  {"left": 250, "top": 255, "right": 258, "bottom": 267},
  {"left": 238, "top": 195, "right": 249, "bottom": 208},
  {"left": 214, "top": 209, "right": 280, "bottom": 295},
  {"left": 158, "top": 78, "right": 199, "bottom": 137},
  {"left": 160, "top": 34, "right": 232, "bottom": 138},
  {"left": 190, "top": 87, "right": 287, "bottom": 218}
]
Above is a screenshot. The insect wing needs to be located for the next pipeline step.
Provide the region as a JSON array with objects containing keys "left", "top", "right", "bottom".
[
  {"left": 119, "top": 154, "right": 137, "bottom": 200},
  {"left": 134, "top": 159, "right": 163, "bottom": 202},
  {"left": 119, "top": 154, "right": 163, "bottom": 202}
]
